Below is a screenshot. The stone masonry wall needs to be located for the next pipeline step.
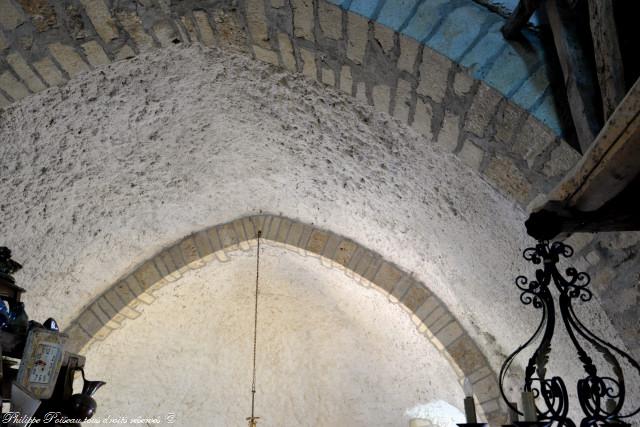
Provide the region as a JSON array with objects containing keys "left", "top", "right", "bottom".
[{"left": 1, "top": 0, "right": 638, "bottom": 390}]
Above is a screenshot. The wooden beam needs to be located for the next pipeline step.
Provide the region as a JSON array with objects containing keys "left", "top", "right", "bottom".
[
  {"left": 501, "top": 0, "right": 541, "bottom": 39},
  {"left": 526, "top": 77, "right": 640, "bottom": 239},
  {"left": 545, "top": 0, "right": 602, "bottom": 152},
  {"left": 588, "top": 0, "right": 625, "bottom": 120}
]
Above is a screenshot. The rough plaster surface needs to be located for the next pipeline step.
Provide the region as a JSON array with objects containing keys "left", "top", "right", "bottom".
[
  {"left": 83, "top": 247, "right": 465, "bottom": 426},
  {"left": 0, "top": 45, "right": 637, "bottom": 422}
]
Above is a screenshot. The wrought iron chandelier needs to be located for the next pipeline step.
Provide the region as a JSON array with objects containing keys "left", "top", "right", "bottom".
[
  {"left": 246, "top": 231, "right": 262, "bottom": 427},
  {"left": 496, "top": 240, "right": 640, "bottom": 426}
]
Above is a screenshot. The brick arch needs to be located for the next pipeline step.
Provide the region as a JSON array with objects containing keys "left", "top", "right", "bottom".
[
  {"left": 65, "top": 214, "right": 506, "bottom": 424},
  {"left": 0, "top": 0, "right": 580, "bottom": 210}
]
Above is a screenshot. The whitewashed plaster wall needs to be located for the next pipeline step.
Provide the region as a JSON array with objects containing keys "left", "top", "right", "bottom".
[
  {"left": 83, "top": 247, "right": 465, "bottom": 427},
  {"left": 0, "top": 45, "right": 637, "bottom": 424}
]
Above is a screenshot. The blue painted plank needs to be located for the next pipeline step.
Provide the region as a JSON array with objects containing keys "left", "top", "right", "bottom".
[
  {"left": 459, "top": 22, "right": 505, "bottom": 78},
  {"left": 427, "top": 5, "right": 490, "bottom": 61},
  {"left": 533, "top": 92, "right": 563, "bottom": 135},
  {"left": 483, "top": 38, "right": 544, "bottom": 96},
  {"left": 377, "top": 0, "right": 420, "bottom": 31},
  {"left": 510, "top": 64, "right": 549, "bottom": 110},
  {"left": 402, "top": 0, "right": 450, "bottom": 42},
  {"left": 348, "top": 0, "right": 382, "bottom": 18}
]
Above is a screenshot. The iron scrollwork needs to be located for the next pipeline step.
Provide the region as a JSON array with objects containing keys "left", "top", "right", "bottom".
[{"left": 499, "top": 241, "right": 640, "bottom": 426}]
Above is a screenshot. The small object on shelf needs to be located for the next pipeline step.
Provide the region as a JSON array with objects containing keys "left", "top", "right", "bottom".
[
  {"left": 43, "top": 318, "right": 59, "bottom": 332},
  {"left": 8, "top": 302, "right": 29, "bottom": 335},
  {"left": 66, "top": 369, "right": 105, "bottom": 421},
  {"left": 16, "top": 324, "right": 68, "bottom": 400}
]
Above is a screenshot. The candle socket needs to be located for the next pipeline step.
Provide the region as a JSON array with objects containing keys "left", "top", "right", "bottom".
[
  {"left": 464, "top": 396, "right": 477, "bottom": 423},
  {"left": 520, "top": 391, "right": 537, "bottom": 422}
]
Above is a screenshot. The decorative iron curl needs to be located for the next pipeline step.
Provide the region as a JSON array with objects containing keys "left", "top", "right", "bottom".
[{"left": 500, "top": 240, "right": 640, "bottom": 427}]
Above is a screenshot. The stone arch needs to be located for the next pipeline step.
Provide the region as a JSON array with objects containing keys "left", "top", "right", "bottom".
[
  {"left": 0, "top": 0, "right": 580, "bottom": 211},
  {"left": 65, "top": 214, "right": 505, "bottom": 424}
]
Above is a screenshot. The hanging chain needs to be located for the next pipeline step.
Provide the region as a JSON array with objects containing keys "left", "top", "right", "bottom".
[{"left": 248, "top": 230, "right": 262, "bottom": 426}]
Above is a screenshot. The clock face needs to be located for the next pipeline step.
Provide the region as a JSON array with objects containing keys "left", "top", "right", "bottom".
[{"left": 28, "top": 343, "right": 61, "bottom": 384}]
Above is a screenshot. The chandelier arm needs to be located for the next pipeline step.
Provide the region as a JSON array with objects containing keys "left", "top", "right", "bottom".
[
  {"left": 499, "top": 306, "right": 548, "bottom": 416},
  {"left": 567, "top": 302, "right": 640, "bottom": 420}
]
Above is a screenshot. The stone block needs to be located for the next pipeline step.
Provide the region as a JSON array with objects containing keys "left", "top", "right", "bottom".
[
  {"left": 307, "top": 229, "right": 329, "bottom": 254},
  {"left": 494, "top": 101, "right": 523, "bottom": 144},
  {"left": 0, "top": 71, "right": 29, "bottom": 101},
  {"left": 362, "top": 255, "right": 383, "bottom": 283},
  {"left": 274, "top": 218, "right": 291, "bottom": 244},
  {"left": 153, "top": 20, "right": 179, "bottom": 47},
  {"left": 242, "top": 217, "right": 258, "bottom": 241},
  {"left": 96, "top": 297, "right": 127, "bottom": 325},
  {"left": 398, "top": 34, "right": 419, "bottom": 73},
  {"left": 0, "top": 32, "right": 7, "bottom": 50},
  {"left": 79, "top": 0, "right": 118, "bottom": 42},
  {"left": 447, "top": 335, "right": 487, "bottom": 375},
  {"left": 0, "top": 0, "right": 24, "bottom": 30},
  {"left": 438, "top": 110, "right": 460, "bottom": 152},
  {"left": 192, "top": 230, "right": 214, "bottom": 261},
  {"left": 265, "top": 216, "right": 282, "bottom": 241},
  {"left": 417, "top": 48, "right": 450, "bottom": 103},
  {"left": 374, "top": 22, "right": 394, "bottom": 55},
  {"left": 285, "top": 221, "right": 303, "bottom": 247},
  {"left": 212, "top": 9, "right": 245, "bottom": 47},
  {"left": 253, "top": 45, "right": 279, "bottom": 66},
  {"left": 114, "top": 44, "right": 136, "bottom": 61},
  {"left": 423, "top": 305, "right": 446, "bottom": 328},
  {"left": 474, "top": 375, "right": 500, "bottom": 403},
  {"left": 469, "top": 366, "right": 492, "bottom": 384},
  {"left": 352, "top": 249, "right": 375, "bottom": 278},
  {"left": 542, "top": 142, "right": 580, "bottom": 178},
  {"left": 512, "top": 116, "right": 555, "bottom": 168},
  {"left": 347, "top": 13, "right": 368, "bottom": 64},
  {"left": 77, "top": 309, "right": 108, "bottom": 338},
  {"left": 278, "top": 33, "right": 296, "bottom": 72},
  {"left": 81, "top": 41, "right": 111, "bottom": 67},
  {"left": 373, "top": 262, "right": 403, "bottom": 293},
  {"left": 154, "top": 248, "right": 182, "bottom": 282},
  {"left": 180, "top": 15, "right": 198, "bottom": 43},
  {"left": 125, "top": 275, "right": 156, "bottom": 304},
  {"left": 372, "top": 84, "right": 390, "bottom": 113},
  {"left": 6, "top": 52, "right": 46, "bottom": 92},
  {"left": 356, "top": 81, "right": 367, "bottom": 103},
  {"left": 218, "top": 223, "right": 240, "bottom": 250},
  {"left": 247, "top": 0, "right": 270, "bottom": 48},
  {"left": 30, "top": 59, "right": 60, "bottom": 88},
  {"left": 321, "top": 233, "right": 341, "bottom": 262},
  {"left": 321, "top": 67, "right": 335, "bottom": 86},
  {"left": 318, "top": 1, "right": 342, "bottom": 40},
  {"left": 464, "top": 83, "right": 502, "bottom": 137},
  {"left": 414, "top": 296, "right": 440, "bottom": 320},
  {"left": 453, "top": 71, "right": 474, "bottom": 96},
  {"left": 458, "top": 139, "right": 484, "bottom": 171},
  {"left": 393, "top": 78, "right": 412, "bottom": 123},
  {"left": 90, "top": 302, "right": 121, "bottom": 329},
  {"left": 134, "top": 260, "right": 165, "bottom": 290},
  {"left": 430, "top": 312, "right": 453, "bottom": 333},
  {"left": 48, "top": 43, "right": 90, "bottom": 77},
  {"left": 207, "top": 226, "right": 229, "bottom": 262},
  {"left": 339, "top": 65, "right": 352, "bottom": 94},
  {"left": 401, "top": 284, "right": 430, "bottom": 312},
  {"left": 117, "top": 11, "right": 155, "bottom": 51},
  {"left": 433, "top": 321, "right": 464, "bottom": 348},
  {"left": 334, "top": 239, "right": 357, "bottom": 266},
  {"left": 292, "top": 0, "right": 314, "bottom": 41},
  {"left": 193, "top": 10, "right": 216, "bottom": 47},
  {"left": 271, "top": 0, "right": 285, "bottom": 7},
  {"left": 412, "top": 98, "right": 432, "bottom": 139},
  {"left": 390, "top": 275, "right": 414, "bottom": 300},
  {"left": 484, "top": 156, "right": 533, "bottom": 205},
  {"left": 0, "top": 93, "right": 10, "bottom": 107},
  {"left": 299, "top": 48, "right": 316, "bottom": 79},
  {"left": 104, "top": 288, "right": 142, "bottom": 319},
  {"left": 180, "top": 237, "right": 205, "bottom": 268}
]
